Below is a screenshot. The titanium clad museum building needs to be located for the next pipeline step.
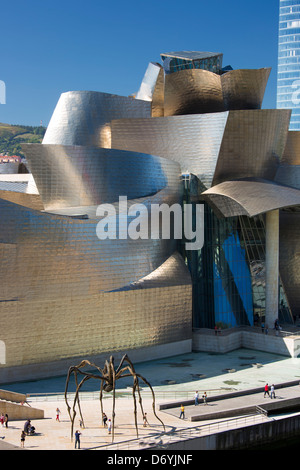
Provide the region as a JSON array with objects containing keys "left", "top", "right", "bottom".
[{"left": 1, "top": 50, "right": 300, "bottom": 382}]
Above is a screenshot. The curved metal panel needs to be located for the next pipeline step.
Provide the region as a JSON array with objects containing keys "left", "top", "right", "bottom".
[
  {"left": 111, "top": 251, "right": 192, "bottom": 291},
  {"left": 164, "top": 69, "right": 224, "bottom": 116},
  {"left": 136, "top": 62, "right": 164, "bottom": 117},
  {"left": 201, "top": 179, "right": 300, "bottom": 217},
  {"left": 22, "top": 144, "right": 181, "bottom": 211},
  {"left": 111, "top": 109, "right": 291, "bottom": 189},
  {"left": 163, "top": 67, "right": 271, "bottom": 116},
  {"left": 43, "top": 91, "right": 151, "bottom": 148},
  {"left": 213, "top": 109, "right": 291, "bottom": 185},
  {"left": 281, "top": 130, "right": 300, "bottom": 165},
  {"left": 0, "top": 195, "right": 182, "bottom": 298},
  {"left": 111, "top": 112, "right": 229, "bottom": 189},
  {"left": 221, "top": 68, "right": 271, "bottom": 110}
]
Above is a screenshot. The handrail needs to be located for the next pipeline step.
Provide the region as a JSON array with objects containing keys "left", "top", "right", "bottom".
[
  {"left": 89, "top": 412, "right": 269, "bottom": 451},
  {"left": 26, "top": 388, "right": 235, "bottom": 402},
  {"left": 256, "top": 405, "right": 268, "bottom": 416}
]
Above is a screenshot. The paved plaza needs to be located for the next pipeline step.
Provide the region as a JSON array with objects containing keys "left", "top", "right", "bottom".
[{"left": 1, "top": 348, "right": 300, "bottom": 450}]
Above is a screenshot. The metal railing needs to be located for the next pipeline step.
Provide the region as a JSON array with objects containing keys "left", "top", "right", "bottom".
[
  {"left": 26, "top": 388, "right": 235, "bottom": 403},
  {"left": 89, "top": 412, "right": 269, "bottom": 451}
]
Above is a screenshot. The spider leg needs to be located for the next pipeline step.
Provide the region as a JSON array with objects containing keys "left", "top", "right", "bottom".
[
  {"left": 116, "top": 363, "right": 142, "bottom": 438},
  {"left": 75, "top": 375, "right": 91, "bottom": 430},
  {"left": 100, "top": 379, "right": 104, "bottom": 424},
  {"left": 64, "top": 366, "right": 75, "bottom": 423},
  {"left": 71, "top": 374, "right": 90, "bottom": 438},
  {"left": 116, "top": 359, "right": 150, "bottom": 437},
  {"left": 65, "top": 362, "right": 106, "bottom": 439},
  {"left": 132, "top": 376, "right": 139, "bottom": 438},
  {"left": 135, "top": 373, "right": 165, "bottom": 432},
  {"left": 112, "top": 361, "right": 116, "bottom": 442},
  {"left": 121, "top": 357, "right": 165, "bottom": 430}
]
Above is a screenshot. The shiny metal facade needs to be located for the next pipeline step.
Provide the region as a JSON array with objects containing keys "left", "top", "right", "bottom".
[
  {"left": 164, "top": 69, "right": 224, "bottom": 115},
  {"left": 275, "top": 131, "right": 300, "bottom": 190},
  {"left": 112, "top": 112, "right": 228, "bottom": 189},
  {"left": 23, "top": 144, "right": 181, "bottom": 211},
  {"left": 135, "top": 62, "right": 164, "bottom": 117},
  {"left": 212, "top": 109, "right": 291, "bottom": 185},
  {"left": 201, "top": 179, "right": 300, "bottom": 218},
  {"left": 42, "top": 91, "right": 151, "bottom": 148},
  {"left": 221, "top": 68, "right": 271, "bottom": 111},
  {"left": 0, "top": 192, "right": 192, "bottom": 369},
  {"left": 163, "top": 68, "right": 270, "bottom": 116},
  {"left": 0, "top": 88, "right": 192, "bottom": 375},
  {"left": 1, "top": 49, "right": 300, "bottom": 377},
  {"left": 111, "top": 109, "right": 291, "bottom": 188}
]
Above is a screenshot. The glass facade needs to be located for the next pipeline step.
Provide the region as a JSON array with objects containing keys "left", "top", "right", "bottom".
[
  {"left": 181, "top": 176, "right": 293, "bottom": 329},
  {"left": 239, "top": 215, "right": 292, "bottom": 324},
  {"left": 161, "top": 52, "right": 223, "bottom": 75},
  {"left": 277, "top": 0, "right": 300, "bottom": 130},
  {"left": 181, "top": 176, "right": 254, "bottom": 329}
]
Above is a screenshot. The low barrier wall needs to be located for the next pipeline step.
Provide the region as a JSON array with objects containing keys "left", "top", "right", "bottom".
[
  {"left": 192, "top": 327, "right": 300, "bottom": 357},
  {"left": 160, "top": 414, "right": 300, "bottom": 450},
  {"left": 0, "top": 400, "right": 44, "bottom": 420}
]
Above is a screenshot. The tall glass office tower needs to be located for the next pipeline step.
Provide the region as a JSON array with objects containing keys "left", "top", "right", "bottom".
[{"left": 277, "top": 0, "right": 300, "bottom": 130}]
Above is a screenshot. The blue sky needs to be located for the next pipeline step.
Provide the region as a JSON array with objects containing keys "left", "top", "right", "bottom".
[{"left": 1, "top": 0, "right": 280, "bottom": 126}]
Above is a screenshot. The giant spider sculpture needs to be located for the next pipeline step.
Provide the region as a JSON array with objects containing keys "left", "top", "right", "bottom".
[{"left": 64, "top": 354, "right": 165, "bottom": 442}]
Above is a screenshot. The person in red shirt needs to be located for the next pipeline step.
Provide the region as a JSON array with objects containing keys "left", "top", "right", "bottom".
[{"left": 264, "top": 383, "right": 270, "bottom": 397}]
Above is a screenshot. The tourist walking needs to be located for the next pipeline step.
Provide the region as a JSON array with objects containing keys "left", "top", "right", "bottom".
[
  {"left": 74, "top": 430, "right": 81, "bottom": 449},
  {"left": 264, "top": 383, "right": 270, "bottom": 397},
  {"left": 108, "top": 419, "right": 112, "bottom": 434},
  {"left": 202, "top": 392, "right": 207, "bottom": 404},
  {"left": 270, "top": 384, "right": 276, "bottom": 399},
  {"left": 102, "top": 412, "right": 108, "bottom": 427},
  {"left": 4, "top": 414, "right": 8, "bottom": 428},
  {"left": 194, "top": 391, "right": 199, "bottom": 405},
  {"left": 56, "top": 408, "right": 61, "bottom": 421},
  {"left": 179, "top": 404, "right": 185, "bottom": 419},
  {"left": 20, "top": 430, "right": 26, "bottom": 448},
  {"left": 143, "top": 413, "right": 149, "bottom": 427}
]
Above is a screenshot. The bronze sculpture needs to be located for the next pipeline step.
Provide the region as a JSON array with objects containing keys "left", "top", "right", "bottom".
[{"left": 64, "top": 354, "right": 165, "bottom": 442}]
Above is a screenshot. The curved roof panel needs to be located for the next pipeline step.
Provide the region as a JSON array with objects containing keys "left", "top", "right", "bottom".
[
  {"left": 201, "top": 178, "right": 300, "bottom": 217},
  {"left": 22, "top": 144, "right": 181, "bottom": 211}
]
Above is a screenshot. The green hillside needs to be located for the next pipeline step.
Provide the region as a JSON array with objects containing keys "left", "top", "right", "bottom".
[{"left": 0, "top": 122, "right": 46, "bottom": 158}]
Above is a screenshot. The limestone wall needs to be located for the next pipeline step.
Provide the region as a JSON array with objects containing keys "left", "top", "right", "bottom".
[{"left": 192, "top": 328, "right": 300, "bottom": 358}]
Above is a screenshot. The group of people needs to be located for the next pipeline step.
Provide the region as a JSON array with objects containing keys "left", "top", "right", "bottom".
[
  {"left": 179, "top": 391, "right": 208, "bottom": 419},
  {"left": 101, "top": 412, "right": 112, "bottom": 434},
  {"left": 194, "top": 391, "right": 207, "bottom": 406},
  {"left": 74, "top": 410, "right": 150, "bottom": 449},
  {"left": 179, "top": 383, "right": 277, "bottom": 420},
  {"left": 0, "top": 413, "right": 8, "bottom": 428},
  {"left": 20, "top": 419, "right": 36, "bottom": 447},
  {"left": 264, "top": 383, "right": 276, "bottom": 399}
]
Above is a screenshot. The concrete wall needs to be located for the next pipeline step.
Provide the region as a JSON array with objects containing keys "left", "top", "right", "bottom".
[
  {"left": 0, "top": 401, "right": 44, "bottom": 420},
  {"left": 159, "top": 414, "right": 300, "bottom": 450},
  {"left": 0, "top": 339, "right": 192, "bottom": 385},
  {"left": 192, "top": 328, "right": 300, "bottom": 357},
  {"left": 0, "top": 389, "right": 26, "bottom": 403}
]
